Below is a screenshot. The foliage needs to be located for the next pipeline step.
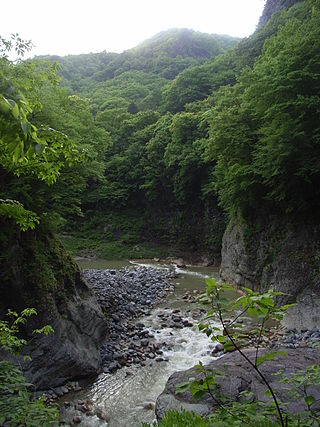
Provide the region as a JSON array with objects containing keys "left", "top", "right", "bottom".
[
  {"left": 207, "top": 0, "right": 320, "bottom": 216},
  {"left": 0, "top": 309, "right": 58, "bottom": 426},
  {"left": 140, "top": 409, "right": 212, "bottom": 426},
  {"left": 0, "top": 35, "right": 82, "bottom": 232}
]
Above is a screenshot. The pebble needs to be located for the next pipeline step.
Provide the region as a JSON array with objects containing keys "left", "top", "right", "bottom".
[
  {"left": 270, "top": 327, "right": 320, "bottom": 349},
  {"left": 72, "top": 415, "right": 82, "bottom": 424},
  {"left": 143, "top": 402, "right": 155, "bottom": 410},
  {"left": 95, "top": 408, "right": 110, "bottom": 422}
]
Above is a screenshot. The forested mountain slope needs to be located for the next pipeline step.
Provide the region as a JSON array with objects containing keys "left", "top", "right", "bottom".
[{"left": 34, "top": 0, "right": 317, "bottom": 263}]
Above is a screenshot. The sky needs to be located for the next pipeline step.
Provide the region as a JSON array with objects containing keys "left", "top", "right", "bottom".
[{"left": 1, "top": 0, "right": 266, "bottom": 58}]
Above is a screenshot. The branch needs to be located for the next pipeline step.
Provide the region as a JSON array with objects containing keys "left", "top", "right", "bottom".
[
  {"left": 255, "top": 315, "right": 266, "bottom": 367},
  {"left": 217, "top": 306, "right": 285, "bottom": 427}
]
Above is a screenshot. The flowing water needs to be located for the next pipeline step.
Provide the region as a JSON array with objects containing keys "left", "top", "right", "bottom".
[{"left": 60, "top": 260, "right": 220, "bottom": 426}]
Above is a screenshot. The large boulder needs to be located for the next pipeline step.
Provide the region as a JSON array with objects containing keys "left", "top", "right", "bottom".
[
  {"left": 0, "top": 222, "right": 106, "bottom": 390},
  {"left": 156, "top": 348, "right": 320, "bottom": 420}
]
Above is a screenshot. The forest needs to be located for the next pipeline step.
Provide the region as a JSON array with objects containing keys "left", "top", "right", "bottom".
[
  {"left": 2, "top": 1, "right": 320, "bottom": 262},
  {"left": 1, "top": 0, "right": 320, "bottom": 425}
]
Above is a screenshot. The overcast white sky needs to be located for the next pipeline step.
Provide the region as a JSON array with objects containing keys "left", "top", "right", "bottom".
[{"left": 1, "top": 0, "right": 266, "bottom": 57}]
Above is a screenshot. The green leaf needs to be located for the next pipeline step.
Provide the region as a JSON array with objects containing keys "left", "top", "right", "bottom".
[
  {"left": 256, "top": 351, "right": 287, "bottom": 367},
  {"left": 304, "top": 395, "right": 316, "bottom": 406},
  {"left": 11, "top": 101, "right": 19, "bottom": 119}
]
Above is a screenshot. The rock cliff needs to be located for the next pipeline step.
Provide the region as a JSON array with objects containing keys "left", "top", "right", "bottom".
[
  {"left": 258, "top": 0, "right": 303, "bottom": 27},
  {"left": 220, "top": 217, "right": 320, "bottom": 329},
  {"left": 0, "top": 221, "right": 106, "bottom": 389}
]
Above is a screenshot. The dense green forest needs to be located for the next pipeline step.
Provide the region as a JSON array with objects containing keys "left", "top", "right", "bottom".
[{"left": 1, "top": 0, "right": 320, "bottom": 262}]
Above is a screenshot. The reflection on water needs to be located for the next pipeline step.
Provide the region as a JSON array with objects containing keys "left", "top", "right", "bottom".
[{"left": 62, "top": 259, "right": 220, "bottom": 427}]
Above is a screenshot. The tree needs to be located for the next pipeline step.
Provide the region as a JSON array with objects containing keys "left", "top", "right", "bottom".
[
  {"left": 207, "top": 0, "right": 320, "bottom": 216},
  {"left": 0, "top": 35, "right": 80, "bottom": 230}
]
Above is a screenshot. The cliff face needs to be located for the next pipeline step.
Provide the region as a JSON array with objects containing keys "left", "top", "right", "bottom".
[
  {"left": 0, "top": 222, "right": 106, "bottom": 389},
  {"left": 258, "top": 0, "right": 303, "bottom": 27},
  {"left": 220, "top": 217, "right": 320, "bottom": 329}
]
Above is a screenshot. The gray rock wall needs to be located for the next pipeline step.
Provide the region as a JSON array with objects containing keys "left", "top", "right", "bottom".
[
  {"left": 21, "top": 271, "right": 106, "bottom": 390},
  {"left": 258, "top": 0, "right": 303, "bottom": 27},
  {"left": 220, "top": 218, "right": 320, "bottom": 329},
  {"left": 0, "top": 224, "right": 106, "bottom": 390}
]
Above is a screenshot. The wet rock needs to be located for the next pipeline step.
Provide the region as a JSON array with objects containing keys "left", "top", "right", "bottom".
[
  {"left": 211, "top": 343, "right": 224, "bottom": 354},
  {"left": 72, "top": 415, "right": 82, "bottom": 424},
  {"left": 96, "top": 408, "right": 110, "bottom": 422},
  {"left": 143, "top": 402, "right": 155, "bottom": 410},
  {"left": 108, "top": 362, "right": 120, "bottom": 372}
]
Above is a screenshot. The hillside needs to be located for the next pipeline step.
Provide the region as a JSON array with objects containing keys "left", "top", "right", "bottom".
[{"left": 29, "top": 0, "right": 319, "bottom": 262}]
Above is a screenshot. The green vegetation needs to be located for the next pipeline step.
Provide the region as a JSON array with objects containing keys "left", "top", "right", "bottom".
[
  {"left": 185, "top": 280, "right": 320, "bottom": 426},
  {"left": 1, "top": 0, "right": 320, "bottom": 425},
  {"left": 21, "top": 0, "right": 318, "bottom": 260},
  {"left": 0, "top": 309, "right": 58, "bottom": 426},
  {"left": 141, "top": 409, "right": 212, "bottom": 426},
  {"left": 207, "top": 1, "right": 320, "bottom": 216}
]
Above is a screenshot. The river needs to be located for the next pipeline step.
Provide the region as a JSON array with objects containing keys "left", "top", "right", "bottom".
[{"left": 60, "top": 260, "right": 220, "bottom": 426}]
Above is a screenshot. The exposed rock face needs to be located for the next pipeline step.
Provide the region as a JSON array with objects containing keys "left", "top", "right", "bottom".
[
  {"left": 156, "top": 348, "right": 320, "bottom": 420},
  {"left": 0, "top": 223, "right": 106, "bottom": 390},
  {"left": 21, "top": 273, "right": 106, "bottom": 390},
  {"left": 220, "top": 218, "right": 320, "bottom": 329},
  {"left": 258, "top": 0, "right": 303, "bottom": 27}
]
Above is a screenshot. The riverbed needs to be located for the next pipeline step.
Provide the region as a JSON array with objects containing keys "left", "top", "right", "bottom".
[{"left": 59, "top": 260, "right": 220, "bottom": 426}]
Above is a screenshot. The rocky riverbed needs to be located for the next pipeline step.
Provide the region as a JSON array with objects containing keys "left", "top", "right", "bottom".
[
  {"left": 84, "top": 266, "right": 179, "bottom": 373},
  {"left": 57, "top": 264, "right": 219, "bottom": 426},
  {"left": 53, "top": 263, "right": 320, "bottom": 426}
]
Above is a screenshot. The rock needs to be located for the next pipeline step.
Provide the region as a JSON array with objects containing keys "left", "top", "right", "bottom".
[
  {"left": 143, "top": 402, "right": 155, "bottom": 410},
  {"left": 0, "top": 231, "right": 106, "bottom": 390},
  {"left": 108, "top": 362, "right": 120, "bottom": 372},
  {"left": 220, "top": 217, "right": 320, "bottom": 330},
  {"left": 156, "top": 348, "right": 320, "bottom": 421},
  {"left": 259, "top": 0, "right": 301, "bottom": 28},
  {"left": 141, "top": 338, "right": 149, "bottom": 347},
  {"left": 174, "top": 258, "right": 186, "bottom": 268},
  {"left": 72, "top": 415, "right": 82, "bottom": 424},
  {"left": 95, "top": 408, "right": 110, "bottom": 422},
  {"left": 211, "top": 343, "right": 224, "bottom": 354}
]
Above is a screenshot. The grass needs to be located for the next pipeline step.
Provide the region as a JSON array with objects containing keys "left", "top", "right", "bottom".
[{"left": 61, "top": 233, "right": 173, "bottom": 260}]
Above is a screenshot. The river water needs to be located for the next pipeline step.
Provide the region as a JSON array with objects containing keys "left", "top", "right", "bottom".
[{"left": 60, "top": 260, "right": 220, "bottom": 426}]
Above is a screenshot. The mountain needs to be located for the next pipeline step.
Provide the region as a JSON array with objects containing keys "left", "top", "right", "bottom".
[{"left": 39, "top": 29, "right": 240, "bottom": 86}]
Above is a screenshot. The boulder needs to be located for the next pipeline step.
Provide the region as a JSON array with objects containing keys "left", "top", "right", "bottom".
[{"left": 156, "top": 348, "right": 320, "bottom": 420}]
